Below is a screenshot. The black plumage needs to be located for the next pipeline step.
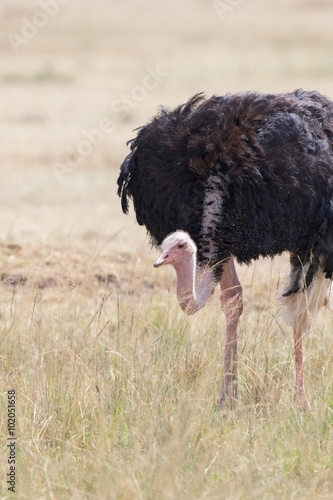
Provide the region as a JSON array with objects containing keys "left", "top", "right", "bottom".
[{"left": 117, "top": 89, "right": 333, "bottom": 296}]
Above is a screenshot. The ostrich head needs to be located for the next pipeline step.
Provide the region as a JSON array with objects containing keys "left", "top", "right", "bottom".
[{"left": 153, "top": 231, "right": 196, "bottom": 268}]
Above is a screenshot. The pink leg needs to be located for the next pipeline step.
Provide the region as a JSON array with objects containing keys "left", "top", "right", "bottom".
[
  {"left": 294, "top": 329, "right": 306, "bottom": 403},
  {"left": 219, "top": 258, "right": 243, "bottom": 408}
]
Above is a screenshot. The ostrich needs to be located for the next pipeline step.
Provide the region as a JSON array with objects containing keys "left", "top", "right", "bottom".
[{"left": 117, "top": 89, "right": 333, "bottom": 407}]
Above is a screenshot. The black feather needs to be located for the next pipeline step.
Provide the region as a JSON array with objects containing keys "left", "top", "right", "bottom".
[{"left": 117, "top": 89, "right": 333, "bottom": 287}]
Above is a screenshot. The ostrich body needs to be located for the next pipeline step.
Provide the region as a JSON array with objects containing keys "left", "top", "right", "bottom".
[{"left": 117, "top": 89, "right": 333, "bottom": 406}]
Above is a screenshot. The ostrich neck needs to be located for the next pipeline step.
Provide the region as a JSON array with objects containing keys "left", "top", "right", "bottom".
[{"left": 173, "top": 253, "right": 215, "bottom": 315}]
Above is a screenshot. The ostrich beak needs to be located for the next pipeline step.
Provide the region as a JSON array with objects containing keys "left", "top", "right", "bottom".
[{"left": 153, "top": 252, "right": 171, "bottom": 268}]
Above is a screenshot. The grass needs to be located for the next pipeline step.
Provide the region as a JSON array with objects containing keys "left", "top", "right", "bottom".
[
  {"left": 1, "top": 253, "right": 333, "bottom": 498},
  {"left": 0, "top": 69, "right": 74, "bottom": 85},
  {"left": 1, "top": 0, "right": 333, "bottom": 497}
]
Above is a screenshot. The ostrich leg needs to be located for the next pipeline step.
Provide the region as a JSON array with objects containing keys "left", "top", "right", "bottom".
[
  {"left": 219, "top": 258, "right": 243, "bottom": 408},
  {"left": 294, "top": 329, "right": 306, "bottom": 404}
]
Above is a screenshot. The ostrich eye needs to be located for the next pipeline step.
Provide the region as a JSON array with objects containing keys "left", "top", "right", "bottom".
[{"left": 178, "top": 242, "right": 185, "bottom": 249}]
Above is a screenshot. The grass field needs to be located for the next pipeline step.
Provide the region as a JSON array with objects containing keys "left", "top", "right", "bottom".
[{"left": 1, "top": 0, "right": 333, "bottom": 498}]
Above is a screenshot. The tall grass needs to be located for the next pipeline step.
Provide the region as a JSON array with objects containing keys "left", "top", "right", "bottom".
[{"left": 1, "top": 254, "right": 333, "bottom": 499}]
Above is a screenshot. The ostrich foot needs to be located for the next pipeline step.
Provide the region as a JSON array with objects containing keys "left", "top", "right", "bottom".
[
  {"left": 219, "top": 377, "right": 238, "bottom": 410},
  {"left": 293, "top": 392, "right": 311, "bottom": 412}
]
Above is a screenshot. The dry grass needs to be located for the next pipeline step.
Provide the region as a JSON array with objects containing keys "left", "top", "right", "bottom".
[{"left": 1, "top": 0, "right": 333, "bottom": 498}]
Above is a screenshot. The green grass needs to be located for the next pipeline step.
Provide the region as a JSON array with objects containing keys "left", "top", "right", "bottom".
[
  {"left": 0, "top": 70, "right": 74, "bottom": 84},
  {"left": 1, "top": 271, "right": 333, "bottom": 499}
]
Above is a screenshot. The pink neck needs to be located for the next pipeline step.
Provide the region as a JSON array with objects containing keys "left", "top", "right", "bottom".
[{"left": 173, "top": 253, "right": 215, "bottom": 315}]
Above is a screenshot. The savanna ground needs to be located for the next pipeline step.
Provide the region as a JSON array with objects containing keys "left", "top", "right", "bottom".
[{"left": 1, "top": 0, "right": 333, "bottom": 498}]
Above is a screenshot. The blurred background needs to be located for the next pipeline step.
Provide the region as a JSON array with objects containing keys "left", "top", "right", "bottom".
[{"left": 1, "top": 0, "right": 333, "bottom": 258}]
